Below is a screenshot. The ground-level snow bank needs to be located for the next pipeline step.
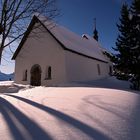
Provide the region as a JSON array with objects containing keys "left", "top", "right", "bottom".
[
  {"left": 0, "top": 81, "right": 32, "bottom": 93},
  {"left": 0, "top": 77, "right": 140, "bottom": 140}
]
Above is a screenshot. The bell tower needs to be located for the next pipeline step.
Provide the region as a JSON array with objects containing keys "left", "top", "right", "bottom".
[{"left": 93, "top": 18, "right": 98, "bottom": 41}]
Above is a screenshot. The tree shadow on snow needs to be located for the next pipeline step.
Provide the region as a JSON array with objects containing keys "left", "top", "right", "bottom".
[
  {"left": 82, "top": 95, "right": 140, "bottom": 140},
  {"left": 4, "top": 94, "right": 111, "bottom": 140},
  {"left": 83, "top": 95, "right": 130, "bottom": 121},
  {"left": 0, "top": 97, "right": 52, "bottom": 140}
]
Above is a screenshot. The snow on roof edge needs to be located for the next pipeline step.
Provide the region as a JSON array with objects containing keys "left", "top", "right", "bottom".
[{"left": 37, "top": 15, "right": 109, "bottom": 63}]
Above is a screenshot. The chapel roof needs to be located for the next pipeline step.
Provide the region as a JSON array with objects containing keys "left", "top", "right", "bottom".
[{"left": 12, "top": 15, "right": 108, "bottom": 63}]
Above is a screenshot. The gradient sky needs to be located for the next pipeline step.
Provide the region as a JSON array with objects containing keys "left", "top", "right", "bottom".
[{"left": 0, "top": 0, "right": 132, "bottom": 74}]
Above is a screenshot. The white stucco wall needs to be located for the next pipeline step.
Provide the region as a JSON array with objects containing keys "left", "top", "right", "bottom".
[
  {"left": 14, "top": 22, "right": 111, "bottom": 86},
  {"left": 65, "top": 50, "right": 109, "bottom": 82},
  {"left": 14, "top": 23, "right": 67, "bottom": 86}
]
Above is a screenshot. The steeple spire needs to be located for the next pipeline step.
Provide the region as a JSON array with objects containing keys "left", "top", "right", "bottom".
[{"left": 93, "top": 18, "right": 98, "bottom": 41}]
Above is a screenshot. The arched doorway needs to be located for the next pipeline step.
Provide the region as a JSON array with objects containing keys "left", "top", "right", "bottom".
[{"left": 30, "top": 64, "right": 42, "bottom": 86}]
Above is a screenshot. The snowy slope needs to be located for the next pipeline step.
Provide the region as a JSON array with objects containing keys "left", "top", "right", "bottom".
[{"left": 0, "top": 77, "right": 140, "bottom": 140}]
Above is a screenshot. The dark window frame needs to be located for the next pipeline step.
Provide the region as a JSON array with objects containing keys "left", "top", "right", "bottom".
[
  {"left": 45, "top": 66, "right": 52, "bottom": 80},
  {"left": 97, "top": 64, "right": 101, "bottom": 75},
  {"left": 22, "top": 70, "right": 27, "bottom": 81}
]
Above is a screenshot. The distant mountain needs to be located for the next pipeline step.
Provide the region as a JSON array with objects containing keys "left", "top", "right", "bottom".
[{"left": 0, "top": 72, "right": 14, "bottom": 81}]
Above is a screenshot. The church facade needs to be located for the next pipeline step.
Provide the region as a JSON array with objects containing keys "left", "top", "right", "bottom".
[{"left": 12, "top": 15, "right": 112, "bottom": 86}]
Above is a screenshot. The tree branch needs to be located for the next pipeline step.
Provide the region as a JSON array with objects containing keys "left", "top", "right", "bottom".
[{"left": 4, "top": 33, "right": 25, "bottom": 48}]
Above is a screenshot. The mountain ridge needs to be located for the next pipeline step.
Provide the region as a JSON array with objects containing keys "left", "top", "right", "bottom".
[{"left": 0, "top": 71, "right": 14, "bottom": 81}]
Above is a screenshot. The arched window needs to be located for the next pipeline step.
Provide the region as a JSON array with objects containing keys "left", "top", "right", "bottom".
[
  {"left": 48, "top": 66, "right": 51, "bottom": 79},
  {"left": 109, "top": 66, "right": 112, "bottom": 75},
  {"left": 23, "top": 70, "right": 27, "bottom": 81},
  {"left": 45, "top": 66, "right": 52, "bottom": 80},
  {"left": 97, "top": 64, "right": 101, "bottom": 75}
]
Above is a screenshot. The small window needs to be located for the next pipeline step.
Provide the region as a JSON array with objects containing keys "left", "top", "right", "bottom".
[
  {"left": 97, "top": 64, "right": 101, "bottom": 75},
  {"left": 22, "top": 70, "right": 27, "bottom": 81},
  {"left": 109, "top": 66, "right": 112, "bottom": 75},
  {"left": 45, "top": 66, "right": 52, "bottom": 80}
]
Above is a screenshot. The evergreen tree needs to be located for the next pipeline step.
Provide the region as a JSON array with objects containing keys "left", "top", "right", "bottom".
[
  {"left": 114, "top": 3, "right": 132, "bottom": 73},
  {"left": 129, "top": 0, "right": 140, "bottom": 89},
  {"left": 114, "top": 1, "right": 140, "bottom": 90}
]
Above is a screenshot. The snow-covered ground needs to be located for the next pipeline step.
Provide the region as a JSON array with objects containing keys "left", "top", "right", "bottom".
[{"left": 0, "top": 77, "right": 140, "bottom": 140}]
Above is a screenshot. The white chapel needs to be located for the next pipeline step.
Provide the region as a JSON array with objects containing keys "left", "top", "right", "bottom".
[{"left": 12, "top": 15, "right": 112, "bottom": 86}]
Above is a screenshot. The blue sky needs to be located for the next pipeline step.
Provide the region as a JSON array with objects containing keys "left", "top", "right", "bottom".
[
  {"left": 0, "top": 0, "right": 132, "bottom": 74},
  {"left": 56, "top": 0, "right": 131, "bottom": 50}
]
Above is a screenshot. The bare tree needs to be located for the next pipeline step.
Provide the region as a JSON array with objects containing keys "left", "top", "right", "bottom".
[{"left": 0, "top": 0, "right": 58, "bottom": 64}]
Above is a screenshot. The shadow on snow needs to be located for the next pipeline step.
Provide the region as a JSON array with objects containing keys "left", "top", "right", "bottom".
[
  {"left": 82, "top": 94, "right": 140, "bottom": 140},
  {"left": 0, "top": 97, "right": 52, "bottom": 140},
  {"left": 3, "top": 94, "right": 111, "bottom": 140}
]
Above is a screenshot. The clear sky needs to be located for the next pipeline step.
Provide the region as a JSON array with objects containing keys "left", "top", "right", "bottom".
[{"left": 0, "top": 0, "right": 132, "bottom": 74}]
